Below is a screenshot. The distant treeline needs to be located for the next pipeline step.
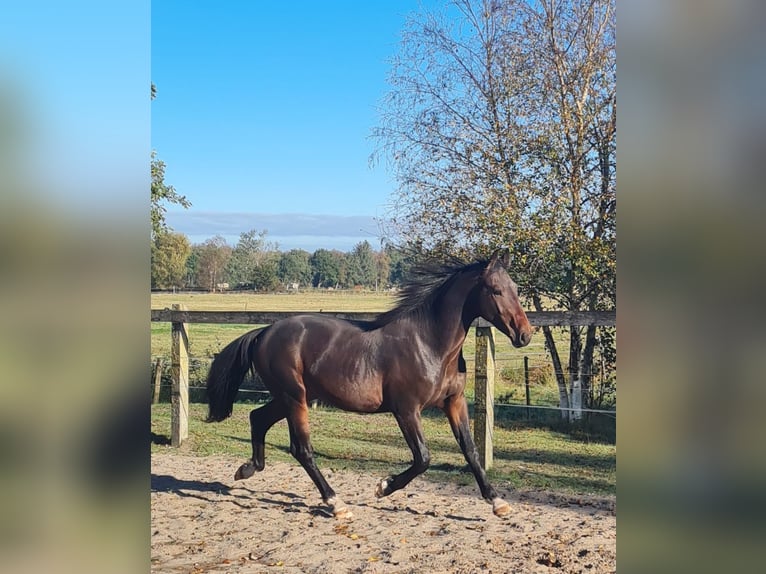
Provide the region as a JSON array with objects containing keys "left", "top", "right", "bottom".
[{"left": 151, "top": 229, "right": 416, "bottom": 291}]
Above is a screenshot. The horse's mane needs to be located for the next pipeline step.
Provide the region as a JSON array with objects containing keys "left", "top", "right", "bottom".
[{"left": 370, "top": 256, "right": 487, "bottom": 328}]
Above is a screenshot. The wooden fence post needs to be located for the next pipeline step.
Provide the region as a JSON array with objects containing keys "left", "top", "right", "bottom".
[
  {"left": 152, "top": 357, "right": 164, "bottom": 405},
  {"left": 474, "top": 323, "right": 496, "bottom": 470},
  {"left": 171, "top": 304, "right": 189, "bottom": 447},
  {"left": 524, "top": 355, "right": 530, "bottom": 420}
]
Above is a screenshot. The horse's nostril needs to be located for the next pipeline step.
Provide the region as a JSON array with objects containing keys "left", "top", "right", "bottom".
[{"left": 522, "top": 331, "right": 532, "bottom": 345}]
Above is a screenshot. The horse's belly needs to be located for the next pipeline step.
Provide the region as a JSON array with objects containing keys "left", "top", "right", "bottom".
[{"left": 304, "top": 362, "right": 384, "bottom": 413}]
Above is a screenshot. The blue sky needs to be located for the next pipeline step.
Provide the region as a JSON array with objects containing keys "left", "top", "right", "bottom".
[{"left": 152, "top": 1, "right": 436, "bottom": 251}]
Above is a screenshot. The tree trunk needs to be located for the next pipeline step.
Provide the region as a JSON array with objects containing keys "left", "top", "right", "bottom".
[
  {"left": 568, "top": 325, "right": 582, "bottom": 397},
  {"left": 533, "top": 294, "right": 569, "bottom": 417},
  {"left": 580, "top": 325, "right": 598, "bottom": 409}
]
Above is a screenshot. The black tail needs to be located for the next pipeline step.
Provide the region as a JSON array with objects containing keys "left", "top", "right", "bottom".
[{"left": 206, "top": 327, "right": 267, "bottom": 422}]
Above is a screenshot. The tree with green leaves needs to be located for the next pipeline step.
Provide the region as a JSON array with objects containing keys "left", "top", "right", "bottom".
[
  {"left": 384, "top": 244, "right": 414, "bottom": 287},
  {"left": 346, "top": 241, "right": 377, "bottom": 288},
  {"left": 310, "top": 248, "right": 342, "bottom": 288},
  {"left": 151, "top": 152, "right": 190, "bottom": 240},
  {"left": 151, "top": 232, "right": 191, "bottom": 290},
  {"left": 278, "top": 249, "right": 312, "bottom": 287},
  {"left": 374, "top": 250, "right": 391, "bottom": 291},
  {"left": 185, "top": 245, "right": 200, "bottom": 288},
  {"left": 252, "top": 251, "right": 281, "bottom": 292},
  {"left": 374, "top": 0, "right": 615, "bottom": 412},
  {"left": 226, "top": 229, "right": 275, "bottom": 289},
  {"left": 194, "top": 236, "right": 232, "bottom": 292}
]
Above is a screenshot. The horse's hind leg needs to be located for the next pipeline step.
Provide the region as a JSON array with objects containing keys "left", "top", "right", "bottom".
[
  {"left": 234, "top": 399, "right": 287, "bottom": 480},
  {"left": 375, "top": 409, "right": 431, "bottom": 498},
  {"left": 443, "top": 393, "right": 511, "bottom": 517}
]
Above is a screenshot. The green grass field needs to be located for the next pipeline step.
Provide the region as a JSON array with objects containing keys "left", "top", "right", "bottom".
[
  {"left": 151, "top": 290, "right": 566, "bottom": 404},
  {"left": 151, "top": 403, "right": 615, "bottom": 497}
]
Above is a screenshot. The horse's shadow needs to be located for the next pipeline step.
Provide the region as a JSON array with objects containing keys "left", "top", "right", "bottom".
[
  {"left": 356, "top": 501, "right": 484, "bottom": 523},
  {"left": 151, "top": 473, "right": 333, "bottom": 515},
  {"left": 151, "top": 473, "right": 231, "bottom": 495}
]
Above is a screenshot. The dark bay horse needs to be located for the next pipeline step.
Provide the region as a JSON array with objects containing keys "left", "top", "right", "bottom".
[{"left": 206, "top": 249, "right": 532, "bottom": 518}]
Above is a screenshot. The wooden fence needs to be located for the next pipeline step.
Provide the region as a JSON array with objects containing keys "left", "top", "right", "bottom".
[{"left": 151, "top": 307, "right": 615, "bottom": 467}]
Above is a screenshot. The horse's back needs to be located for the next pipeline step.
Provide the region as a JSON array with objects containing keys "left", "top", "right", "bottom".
[{"left": 254, "top": 314, "right": 386, "bottom": 412}]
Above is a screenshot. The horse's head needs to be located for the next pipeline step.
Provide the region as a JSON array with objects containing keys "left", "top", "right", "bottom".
[{"left": 476, "top": 249, "right": 533, "bottom": 348}]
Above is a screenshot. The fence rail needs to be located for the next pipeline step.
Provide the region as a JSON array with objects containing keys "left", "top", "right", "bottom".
[
  {"left": 152, "top": 307, "right": 616, "bottom": 466},
  {"left": 151, "top": 308, "right": 615, "bottom": 326}
]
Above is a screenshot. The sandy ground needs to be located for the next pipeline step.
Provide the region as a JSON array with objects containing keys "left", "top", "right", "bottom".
[{"left": 151, "top": 454, "right": 615, "bottom": 573}]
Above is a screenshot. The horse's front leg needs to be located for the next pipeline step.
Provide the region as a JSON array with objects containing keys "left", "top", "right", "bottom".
[
  {"left": 375, "top": 409, "right": 431, "bottom": 498},
  {"left": 442, "top": 393, "right": 511, "bottom": 517}
]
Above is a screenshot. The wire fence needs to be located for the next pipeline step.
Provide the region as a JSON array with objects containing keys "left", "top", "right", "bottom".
[
  {"left": 150, "top": 353, "right": 617, "bottom": 416},
  {"left": 151, "top": 309, "right": 616, "bottom": 446}
]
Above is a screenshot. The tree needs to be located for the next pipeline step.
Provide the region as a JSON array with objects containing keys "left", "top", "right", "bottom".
[
  {"left": 226, "top": 229, "right": 275, "bottom": 288},
  {"left": 151, "top": 152, "right": 191, "bottom": 239},
  {"left": 194, "top": 236, "right": 232, "bottom": 291},
  {"left": 374, "top": 250, "right": 391, "bottom": 291},
  {"left": 310, "top": 248, "right": 342, "bottom": 288},
  {"left": 151, "top": 83, "right": 190, "bottom": 239},
  {"left": 384, "top": 244, "right": 415, "bottom": 287},
  {"left": 185, "top": 246, "right": 201, "bottom": 289},
  {"left": 346, "top": 241, "right": 377, "bottom": 288},
  {"left": 151, "top": 232, "right": 191, "bottom": 289},
  {"left": 252, "top": 251, "right": 281, "bottom": 292},
  {"left": 337, "top": 251, "right": 350, "bottom": 288},
  {"left": 374, "top": 0, "right": 615, "bottom": 413},
  {"left": 277, "top": 249, "right": 312, "bottom": 287}
]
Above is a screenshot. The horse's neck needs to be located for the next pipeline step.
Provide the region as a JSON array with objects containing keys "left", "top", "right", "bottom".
[{"left": 430, "top": 271, "right": 480, "bottom": 354}]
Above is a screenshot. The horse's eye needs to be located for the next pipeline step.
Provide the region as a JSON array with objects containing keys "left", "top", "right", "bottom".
[{"left": 492, "top": 288, "right": 502, "bottom": 296}]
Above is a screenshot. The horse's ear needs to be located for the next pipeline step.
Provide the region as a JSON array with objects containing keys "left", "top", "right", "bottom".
[{"left": 488, "top": 248, "right": 510, "bottom": 269}]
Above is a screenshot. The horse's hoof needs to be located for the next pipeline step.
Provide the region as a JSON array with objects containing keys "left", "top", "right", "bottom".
[
  {"left": 333, "top": 506, "right": 354, "bottom": 520},
  {"left": 234, "top": 461, "right": 256, "bottom": 481},
  {"left": 326, "top": 497, "right": 353, "bottom": 520},
  {"left": 492, "top": 497, "right": 511, "bottom": 517},
  {"left": 375, "top": 477, "right": 392, "bottom": 498}
]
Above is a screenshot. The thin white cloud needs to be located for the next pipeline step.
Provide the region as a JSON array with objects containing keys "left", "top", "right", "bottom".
[{"left": 165, "top": 211, "right": 385, "bottom": 251}]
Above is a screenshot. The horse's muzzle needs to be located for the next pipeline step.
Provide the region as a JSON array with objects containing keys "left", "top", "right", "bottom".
[{"left": 511, "top": 328, "right": 532, "bottom": 348}]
